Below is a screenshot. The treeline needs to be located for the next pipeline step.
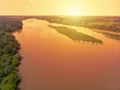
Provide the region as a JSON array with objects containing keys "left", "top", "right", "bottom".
[
  {"left": 3, "top": 16, "right": 120, "bottom": 33},
  {"left": 0, "top": 17, "right": 23, "bottom": 32},
  {"left": 0, "top": 17, "right": 23, "bottom": 90},
  {"left": 36, "top": 16, "right": 120, "bottom": 32}
]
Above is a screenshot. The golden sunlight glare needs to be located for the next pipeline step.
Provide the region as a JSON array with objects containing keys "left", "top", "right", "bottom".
[{"left": 67, "top": 8, "right": 82, "bottom": 16}]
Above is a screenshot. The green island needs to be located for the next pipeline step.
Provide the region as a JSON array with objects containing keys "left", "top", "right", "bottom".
[
  {"left": 0, "top": 17, "right": 23, "bottom": 90},
  {"left": 49, "top": 25, "right": 103, "bottom": 44}
]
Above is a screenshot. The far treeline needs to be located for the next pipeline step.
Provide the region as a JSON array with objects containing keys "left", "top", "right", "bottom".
[
  {"left": 37, "top": 16, "right": 120, "bottom": 32},
  {"left": 0, "top": 17, "right": 23, "bottom": 90},
  {"left": 5, "top": 16, "right": 120, "bottom": 32}
]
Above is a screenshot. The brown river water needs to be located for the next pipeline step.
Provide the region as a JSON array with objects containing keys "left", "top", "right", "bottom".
[{"left": 13, "top": 19, "right": 120, "bottom": 90}]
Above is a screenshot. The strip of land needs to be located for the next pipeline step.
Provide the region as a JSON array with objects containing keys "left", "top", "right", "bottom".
[{"left": 49, "top": 25, "right": 103, "bottom": 44}]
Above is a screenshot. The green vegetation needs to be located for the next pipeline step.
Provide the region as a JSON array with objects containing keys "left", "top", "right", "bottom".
[
  {"left": 0, "top": 17, "right": 22, "bottom": 90},
  {"left": 49, "top": 25, "right": 103, "bottom": 44}
]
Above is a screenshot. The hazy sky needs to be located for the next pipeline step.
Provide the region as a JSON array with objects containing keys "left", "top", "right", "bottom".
[{"left": 0, "top": 0, "right": 120, "bottom": 15}]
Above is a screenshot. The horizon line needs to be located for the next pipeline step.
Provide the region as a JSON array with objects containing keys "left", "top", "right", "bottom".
[{"left": 0, "top": 15, "right": 120, "bottom": 17}]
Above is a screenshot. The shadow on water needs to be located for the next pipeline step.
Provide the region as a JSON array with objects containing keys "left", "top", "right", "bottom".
[{"left": 49, "top": 25, "right": 103, "bottom": 44}]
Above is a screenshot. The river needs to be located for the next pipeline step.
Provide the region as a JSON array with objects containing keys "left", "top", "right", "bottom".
[{"left": 13, "top": 19, "right": 120, "bottom": 90}]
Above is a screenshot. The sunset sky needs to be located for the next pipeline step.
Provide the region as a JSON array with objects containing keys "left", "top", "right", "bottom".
[{"left": 0, "top": 0, "right": 120, "bottom": 16}]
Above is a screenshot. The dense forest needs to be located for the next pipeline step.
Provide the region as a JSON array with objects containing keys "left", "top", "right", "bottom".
[{"left": 0, "top": 17, "right": 23, "bottom": 90}]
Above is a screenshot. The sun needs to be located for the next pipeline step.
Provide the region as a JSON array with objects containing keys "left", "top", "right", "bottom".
[{"left": 67, "top": 8, "right": 82, "bottom": 16}]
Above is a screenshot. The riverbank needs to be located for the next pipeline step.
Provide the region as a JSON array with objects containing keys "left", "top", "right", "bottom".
[{"left": 0, "top": 17, "right": 23, "bottom": 90}]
